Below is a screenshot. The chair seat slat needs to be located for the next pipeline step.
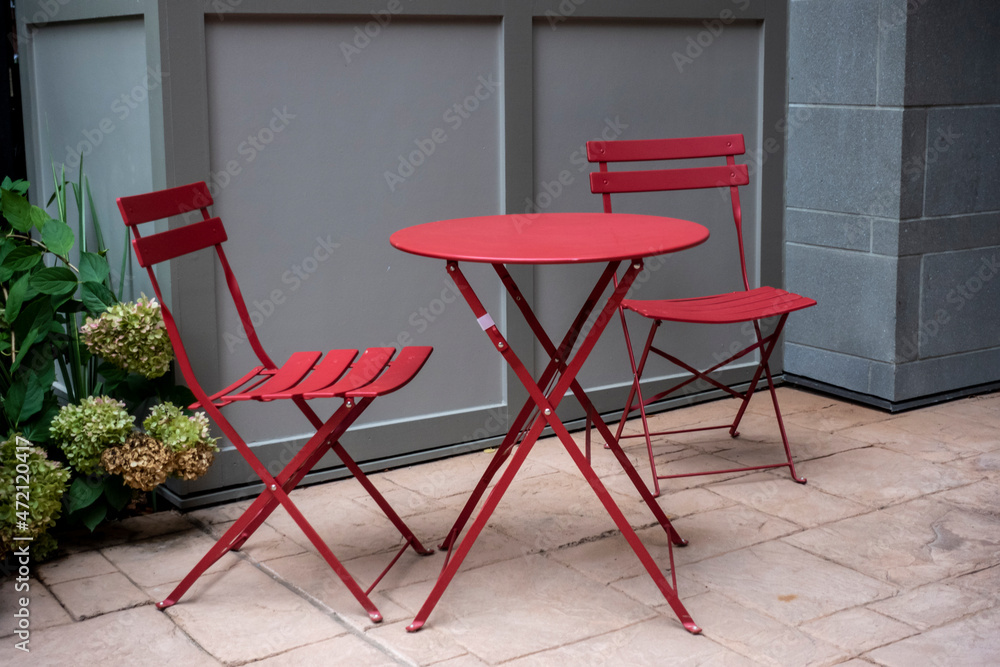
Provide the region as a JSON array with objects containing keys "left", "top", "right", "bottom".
[
  {"left": 262, "top": 349, "right": 359, "bottom": 399},
  {"left": 304, "top": 348, "right": 395, "bottom": 399},
  {"left": 347, "top": 346, "right": 433, "bottom": 398}
]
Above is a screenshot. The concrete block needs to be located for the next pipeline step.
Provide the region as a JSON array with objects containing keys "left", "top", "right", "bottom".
[
  {"left": 789, "top": 0, "right": 879, "bottom": 105},
  {"left": 899, "top": 108, "right": 926, "bottom": 220},
  {"left": 894, "top": 348, "right": 1000, "bottom": 401},
  {"left": 876, "top": 0, "right": 908, "bottom": 106},
  {"left": 919, "top": 246, "right": 1000, "bottom": 358},
  {"left": 785, "top": 244, "right": 898, "bottom": 362},
  {"left": 904, "top": 0, "right": 1000, "bottom": 106},
  {"left": 785, "top": 342, "right": 894, "bottom": 399},
  {"left": 924, "top": 107, "right": 1000, "bottom": 216},
  {"left": 873, "top": 212, "right": 1000, "bottom": 257},
  {"left": 785, "top": 208, "right": 870, "bottom": 252},
  {"left": 786, "top": 107, "right": 903, "bottom": 217}
]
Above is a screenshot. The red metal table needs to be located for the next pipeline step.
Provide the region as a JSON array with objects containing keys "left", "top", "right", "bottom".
[{"left": 391, "top": 212, "right": 710, "bottom": 633}]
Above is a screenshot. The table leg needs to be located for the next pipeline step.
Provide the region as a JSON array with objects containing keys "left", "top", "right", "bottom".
[{"left": 409, "top": 260, "right": 699, "bottom": 634}]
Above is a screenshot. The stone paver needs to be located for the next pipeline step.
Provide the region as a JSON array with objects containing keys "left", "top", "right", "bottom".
[
  {"left": 36, "top": 550, "right": 118, "bottom": 585},
  {"left": 3, "top": 388, "right": 997, "bottom": 666},
  {"left": 686, "top": 541, "right": 898, "bottom": 626},
  {"left": 0, "top": 606, "right": 219, "bottom": 665},
  {"left": 0, "top": 578, "right": 72, "bottom": 638},
  {"left": 867, "top": 581, "right": 993, "bottom": 631},
  {"left": 388, "top": 555, "right": 657, "bottom": 664},
  {"left": 163, "top": 561, "right": 349, "bottom": 664},
  {"left": 784, "top": 497, "right": 1000, "bottom": 588},
  {"left": 48, "top": 571, "right": 150, "bottom": 620},
  {"left": 864, "top": 605, "right": 1000, "bottom": 667}
]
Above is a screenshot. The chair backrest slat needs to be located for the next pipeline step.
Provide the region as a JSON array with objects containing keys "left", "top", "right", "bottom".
[
  {"left": 587, "top": 134, "right": 745, "bottom": 163},
  {"left": 591, "top": 164, "right": 749, "bottom": 195},
  {"left": 131, "top": 217, "right": 228, "bottom": 267},
  {"left": 587, "top": 133, "right": 753, "bottom": 292},
  {"left": 117, "top": 182, "right": 213, "bottom": 225}
]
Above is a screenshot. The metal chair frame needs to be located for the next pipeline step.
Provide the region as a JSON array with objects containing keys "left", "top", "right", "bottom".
[
  {"left": 117, "top": 182, "right": 433, "bottom": 622},
  {"left": 586, "top": 134, "right": 817, "bottom": 497}
]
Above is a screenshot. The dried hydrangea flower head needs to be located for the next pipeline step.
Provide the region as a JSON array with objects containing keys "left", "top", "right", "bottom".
[
  {"left": 50, "top": 396, "right": 134, "bottom": 474},
  {"left": 81, "top": 296, "right": 174, "bottom": 378},
  {"left": 100, "top": 432, "right": 172, "bottom": 491}
]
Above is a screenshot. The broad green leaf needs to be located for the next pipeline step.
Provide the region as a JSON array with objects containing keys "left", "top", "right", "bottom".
[
  {"left": 78, "top": 502, "right": 108, "bottom": 532},
  {"left": 10, "top": 324, "right": 41, "bottom": 374},
  {"left": 3, "top": 178, "right": 30, "bottom": 195},
  {"left": 81, "top": 281, "right": 116, "bottom": 314},
  {"left": 41, "top": 218, "right": 75, "bottom": 256},
  {"left": 66, "top": 477, "right": 104, "bottom": 513},
  {"left": 30, "top": 206, "right": 51, "bottom": 231},
  {"left": 2, "top": 373, "right": 44, "bottom": 424},
  {"left": 79, "top": 252, "right": 111, "bottom": 284},
  {"left": 1, "top": 188, "right": 33, "bottom": 231},
  {"left": 1, "top": 246, "right": 43, "bottom": 273},
  {"left": 31, "top": 266, "right": 78, "bottom": 295},
  {"left": 5, "top": 273, "right": 35, "bottom": 322},
  {"left": 103, "top": 477, "right": 132, "bottom": 512}
]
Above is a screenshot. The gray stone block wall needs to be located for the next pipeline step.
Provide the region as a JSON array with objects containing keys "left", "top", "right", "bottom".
[{"left": 784, "top": 0, "right": 1000, "bottom": 404}]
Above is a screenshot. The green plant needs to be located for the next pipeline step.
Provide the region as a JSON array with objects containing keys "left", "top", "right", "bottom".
[
  {"left": 2, "top": 165, "right": 198, "bottom": 547},
  {"left": 82, "top": 296, "right": 173, "bottom": 379},
  {"left": 50, "top": 396, "right": 134, "bottom": 474},
  {"left": 143, "top": 402, "right": 217, "bottom": 452},
  {"left": 0, "top": 433, "right": 71, "bottom": 560}
]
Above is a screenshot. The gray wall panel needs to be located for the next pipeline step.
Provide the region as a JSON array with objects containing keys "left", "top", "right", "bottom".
[
  {"left": 205, "top": 17, "right": 505, "bottom": 443},
  {"left": 27, "top": 17, "right": 153, "bottom": 299},
  {"left": 532, "top": 20, "right": 764, "bottom": 392}
]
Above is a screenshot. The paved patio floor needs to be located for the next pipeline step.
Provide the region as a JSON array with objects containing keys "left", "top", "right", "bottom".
[{"left": 3, "top": 387, "right": 999, "bottom": 666}]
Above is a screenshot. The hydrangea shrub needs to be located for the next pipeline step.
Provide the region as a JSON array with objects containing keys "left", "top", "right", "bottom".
[
  {"left": 50, "top": 397, "right": 134, "bottom": 474},
  {"left": 0, "top": 434, "right": 72, "bottom": 560},
  {"left": 81, "top": 297, "right": 174, "bottom": 378},
  {"left": 143, "top": 403, "right": 218, "bottom": 453}
]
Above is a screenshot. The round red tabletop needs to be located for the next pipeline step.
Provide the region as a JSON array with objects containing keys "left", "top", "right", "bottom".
[{"left": 390, "top": 212, "right": 709, "bottom": 264}]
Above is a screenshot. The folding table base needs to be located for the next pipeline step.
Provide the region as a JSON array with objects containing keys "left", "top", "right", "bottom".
[{"left": 408, "top": 259, "right": 700, "bottom": 634}]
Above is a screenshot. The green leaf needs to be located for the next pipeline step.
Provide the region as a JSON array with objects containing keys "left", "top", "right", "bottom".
[
  {"left": 41, "top": 218, "right": 75, "bottom": 256},
  {"left": 5, "top": 273, "right": 35, "bottom": 322},
  {"left": 81, "top": 281, "right": 116, "bottom": 314},
  {"left": 79, "top": 252, "right": 110, "bottom": 284},
  {"left": 103, "top": 476, "right": 132, "bottom": 512},
  {"left": 30, "top": 206, "right": 51, "bottom": 231},
  {"left": 66, "top": 476, "right": 104, "bottom": 514},
  {"left": 1, "top": 246, "right": 43, "bottom": 275},
  {"left": 1, "top": 188, "right": 33, "bottom": 231},
  {"left": 77, "top": 500, "right": 108, "bottom": 532},
  {"left": 2, "top": 373, "right": 44, "bottom": 424},
  {"left": 2, "top": 178, "right": 30, "bottom": 195},
  {"left": 31, "top": 267, "right": 78, "bottom": 295},
  {"left": 10, "top": 325, "right": 41, "bottom": 374}
]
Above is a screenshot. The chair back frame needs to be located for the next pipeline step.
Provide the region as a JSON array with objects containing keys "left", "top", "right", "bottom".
[{"left": 588, "top": 133, "right": 752, "bottom": 293}]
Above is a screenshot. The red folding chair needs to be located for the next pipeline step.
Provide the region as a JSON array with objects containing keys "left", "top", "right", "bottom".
[
  {"left": 586, "top": 134, "right": 816, "bottom": 497},
  {"left": 117, "top": 182, "right": 433, "bottom": 621}
]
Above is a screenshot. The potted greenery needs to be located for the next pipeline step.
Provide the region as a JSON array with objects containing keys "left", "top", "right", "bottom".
[{"left": 1, "top": 167, "right": 214, "bottom": 560}]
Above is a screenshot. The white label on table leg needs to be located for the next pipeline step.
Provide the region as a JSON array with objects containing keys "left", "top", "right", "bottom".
[{"left": 477, "top": 314, "right": 495, "bottom": 331}]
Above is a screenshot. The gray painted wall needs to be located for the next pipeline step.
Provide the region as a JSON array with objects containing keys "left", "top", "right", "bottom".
[
  {"left": 16, "top": 0, "right": 788, "bottom": 504},
  {"left": 784, "top": 0, "right": 1000, "bottom": 406}
]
